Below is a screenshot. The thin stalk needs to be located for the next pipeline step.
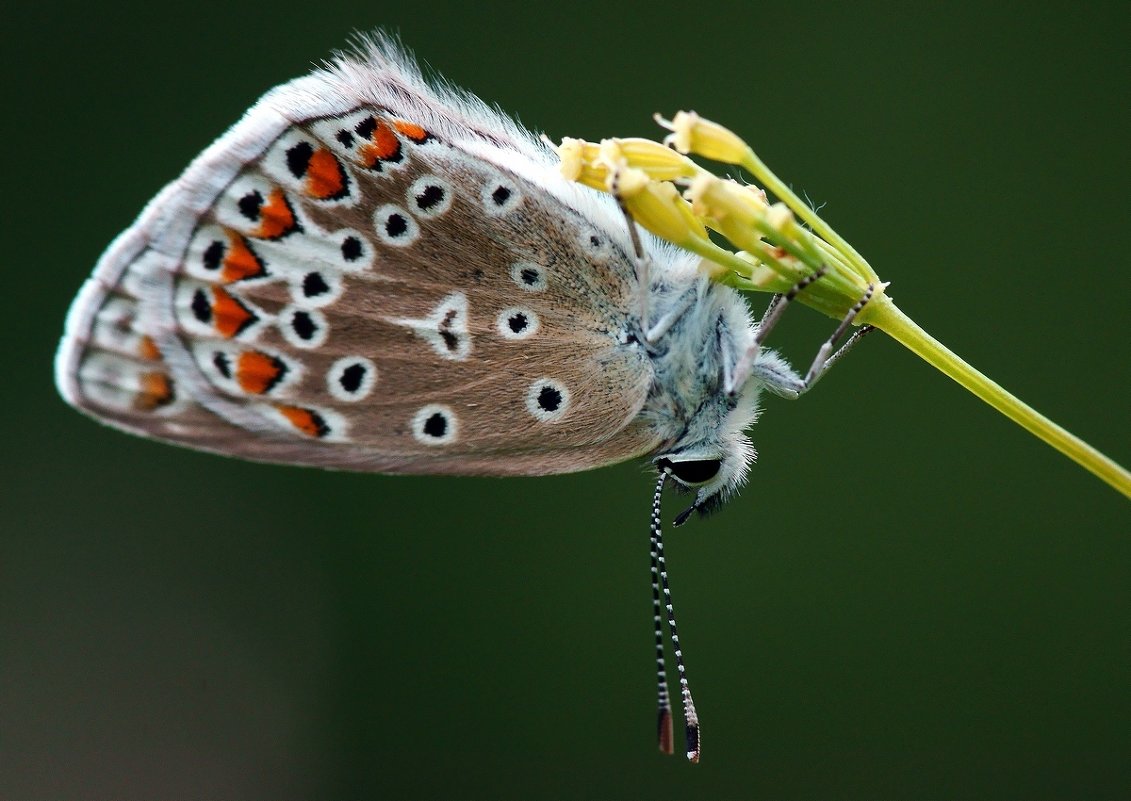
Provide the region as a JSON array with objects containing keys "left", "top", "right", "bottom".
[
  {"left": 863, "top": 296, "right": 1131, "bottom": 499},
  {"left": 740, "top": 148, "right": 877, "bottom": 282}
]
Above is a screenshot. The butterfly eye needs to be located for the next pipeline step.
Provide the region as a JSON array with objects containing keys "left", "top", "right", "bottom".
[{"left": 657, "top": 457, "right": 723, "bottom": 486}]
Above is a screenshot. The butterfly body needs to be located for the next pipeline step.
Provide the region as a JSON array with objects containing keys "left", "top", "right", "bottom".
[{"left": 56, "top": 37, "right": 799, "bottom": 510}]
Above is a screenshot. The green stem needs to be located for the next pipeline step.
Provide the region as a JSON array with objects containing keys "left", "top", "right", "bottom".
[
  {"left": 740, "top": 148, "right": 877, "bottom": 282},
  {"left": 864, "top": 296, "right": 1131, "bottom": 499}
]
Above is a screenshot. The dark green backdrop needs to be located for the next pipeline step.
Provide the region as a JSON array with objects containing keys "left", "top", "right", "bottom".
[{"left": 3, "top": 1, "right": 1128, "bottom": 798}]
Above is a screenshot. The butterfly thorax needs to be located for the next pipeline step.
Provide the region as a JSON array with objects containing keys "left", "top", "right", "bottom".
[{"left": 634, "top": 260, "right": 765, "bottom": 511}]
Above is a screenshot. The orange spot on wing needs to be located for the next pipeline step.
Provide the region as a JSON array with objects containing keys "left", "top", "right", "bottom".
[
  {"left": 236, "top": 351, "right": 286, "bottom": 395},
  {"left": 138, "top": 335, "right": 161, "bottom": 361},
  {"left": 222, "top": 232, "right": 266, "bottom": 282},
  {"left": 135, "top": 371, "right": 174, "bottom": 410},
  {"left": 277, "top": 405, "right": 329, "bottom": 438},
  {"left": 251, "top": 188, "right": 298, "bottom": 239},
  {"left": 305, "top": 148, "right": 348, "bottom": 199},
  {"left": 210, "top": 287, "right": 256, "bottom": 338},
  {"left": 394, "top": 120, "right": 429, "bottom": 143},
  {"left": 359, "top": 119, "right": 401, "bottom": 167}
]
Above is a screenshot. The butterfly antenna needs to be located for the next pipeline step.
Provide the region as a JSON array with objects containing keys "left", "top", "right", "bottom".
[
  {"left": 650, "top": 472, "right": 675, "bottom": 756},
  {"left": 651, "top": 471, "right": 702, "bottom": 763}
]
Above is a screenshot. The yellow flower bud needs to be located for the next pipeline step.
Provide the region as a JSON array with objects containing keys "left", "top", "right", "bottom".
[
  {"left": 681, "top": 176, "right": 804, "bottom": 282},
  {"left": 555, "top": 137, "right": 585, "bottom": 181},
  {"left": 615, "top": 166, "right": 707, "bottom": 245},
  {"left": 735, "top": 251, "right": 794, "bottom": 291},
  {"left": 610, "top": 164, "right": 649, "bottom": 195},
  {"left": 552, "top": 136, "right": 608, "bottom": 190},
  {"left": 599, "top": 137, "right": 698, "bottom": 182},
  {"left": 684, "top": 174, "right": 767, "bottom": 226},
  {"left": 764, "top": 202, "right": 796, "bottom": 236},
  {"left": 655, "top": 111, "right": 749, "bottom": 164}
]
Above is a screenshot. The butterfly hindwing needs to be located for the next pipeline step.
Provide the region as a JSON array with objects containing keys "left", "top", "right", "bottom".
[{"left": 57, "top": 44, "right": 661, "bottom": 475}]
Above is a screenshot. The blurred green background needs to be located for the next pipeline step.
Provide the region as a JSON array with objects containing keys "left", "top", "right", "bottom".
[{"left": 2, "top": 1, "right": 1128, "bottom": 798}]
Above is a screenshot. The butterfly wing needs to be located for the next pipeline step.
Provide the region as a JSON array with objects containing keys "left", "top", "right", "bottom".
[{"left": 56, "top": 39, "right": 661, "bottom": 476}]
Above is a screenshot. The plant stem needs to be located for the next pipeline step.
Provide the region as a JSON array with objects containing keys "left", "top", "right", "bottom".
[
  {"left": 741, "top": 148, "right": 876, "bottom": 282},
  {"left": 862, "top": 296, "right": 1131, "bottom": 499}
]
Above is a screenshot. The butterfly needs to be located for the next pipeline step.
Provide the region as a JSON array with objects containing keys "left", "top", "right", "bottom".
[{"left": 54, "top": 34, "right": 872, "bottom": 762}]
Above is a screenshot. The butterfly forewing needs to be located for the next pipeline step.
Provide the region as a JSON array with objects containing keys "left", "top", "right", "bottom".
[{"left": 59, "top": 79, "right": 660, "bottom": 475}]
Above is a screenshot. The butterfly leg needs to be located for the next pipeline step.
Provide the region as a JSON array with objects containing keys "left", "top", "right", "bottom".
[
  {"left": 613, "top": 180, "right": 653, "bottom": 334},
  {"left": 726, "top": 267, "right": 828, "bottom": 395},
  {"left": 756, "top": 282, "right": 877, "bottom": 398},
  {"left": 798, "top": 288, "right": 876, "bottom": 393}
]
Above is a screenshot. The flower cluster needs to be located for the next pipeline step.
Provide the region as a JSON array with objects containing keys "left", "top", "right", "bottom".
[
  {"left": 553, "top": 112, "right": 886, "bottom": 322},
  {"left": 557, "top": 110, "right": 1131, "bottom": 500}
]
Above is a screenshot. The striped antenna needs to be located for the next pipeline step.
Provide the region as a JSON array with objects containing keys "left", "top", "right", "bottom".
[
  {"left": 650, "top": 472, "right": 674, "bottom": 755},
  {"left": 650, "top": 471, "right": 701, "bottom": 763}
]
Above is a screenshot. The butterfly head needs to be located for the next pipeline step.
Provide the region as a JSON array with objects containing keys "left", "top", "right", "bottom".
[{"left": 651, "top": 375, "right": 761, "bottom": 526}]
